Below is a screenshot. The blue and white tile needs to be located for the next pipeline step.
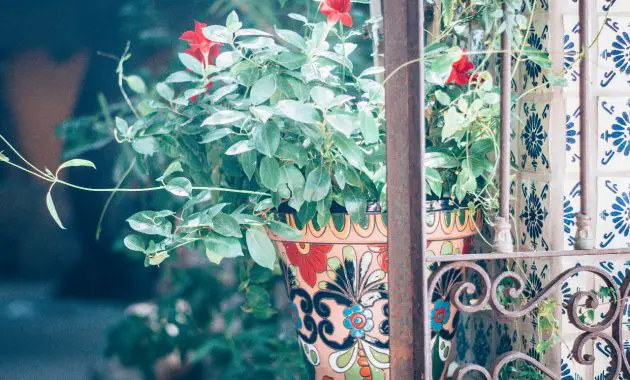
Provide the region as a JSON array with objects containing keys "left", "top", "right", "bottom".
[
  {"left": 522, "top": 16, "right": 551, "bottom": 93},
  {"left": 564, "top": 181, "right": 581, "bottom": 250},
  {"left": 597, "top": 177, "right": 630, "bottom": 250},
  {"left": 599, "top": 0, "right": 630, "bottom": 13},
  {"left": 598, "top": 17, "right": 630, "bottom": 91},
  {"left": 563, "top": 15, "right": 580, "bottom": 89},
  {"left": 565, "top": 97, "right": 581, "bottom": 172},
  {"left": 521, "top": 0, "right": 549, "bottom": 14},
  {"left": 518, "top": 180, "right": 551, "bottom": 251},
  {"left": 519, "top": 102, "right": 551, "bottom": 173},
  {"left": 598, "top": 97, "right": 630, "bottom": 172},
  {"left": 562, "top": 0, "right": 629, "bottom": 12}
]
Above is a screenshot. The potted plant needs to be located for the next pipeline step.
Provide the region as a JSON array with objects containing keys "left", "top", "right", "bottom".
[{"left": 0, "top": 2, "right": 506, "bottom": 379}]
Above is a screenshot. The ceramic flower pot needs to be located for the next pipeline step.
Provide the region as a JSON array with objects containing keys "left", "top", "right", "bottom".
[{"left": 269, "top": 203, "right": 481, "bottom": 380}]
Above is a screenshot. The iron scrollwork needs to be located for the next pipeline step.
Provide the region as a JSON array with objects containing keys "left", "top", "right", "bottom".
[{"left": 428, "top": 262, "right": 630, "bottom": 379}]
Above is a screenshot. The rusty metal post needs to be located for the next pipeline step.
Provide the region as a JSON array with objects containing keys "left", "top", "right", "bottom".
[
  {"left": 575, "top": 0, "right": 594, "bottom": 250},
  {"left": 493, "top": 1, "right": 514, "bottom": 254},
  {"left": 383, "top": 0, "right": 429, "bottom": 378}
]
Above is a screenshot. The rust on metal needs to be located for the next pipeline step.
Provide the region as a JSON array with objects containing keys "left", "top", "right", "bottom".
[
  {"left": 429, "top": 262, "right": 626, "bottom": 380},
  {"left": 494, "top": 0, "right": 514, "bottom": 254},
  {"left": 426, "top": 248, "right": 630, "bottom": 263},
  {"left": 576, "top": 0, "right": 594, "bottom": 249},
  {"left": 383, "top": 0, "right": 428, "bottom": 377}
]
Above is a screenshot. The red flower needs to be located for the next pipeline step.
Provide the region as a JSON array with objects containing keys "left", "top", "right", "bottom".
[
  {"left": 369, "top": 244, "right": 388, "bottom": 273},
  {"left": 320, "top": 0, "right": 353, "bottom": 27},
  {"left": 283, "top": 242, "right": 333, "bottom": 288},
  {"left": 179, "top": 21, "right": 222, "bottom": 66},
  {"left": 446, "top": 52, "right": 474, "bottom": 86}
]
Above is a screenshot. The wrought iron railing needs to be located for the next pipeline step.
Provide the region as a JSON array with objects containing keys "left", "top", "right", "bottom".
[{"left": 383, "top": 0, "right": 630, "bottom": 378}]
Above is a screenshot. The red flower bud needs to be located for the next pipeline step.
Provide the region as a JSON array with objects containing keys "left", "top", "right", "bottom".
[{"left": 320, "top": 0, "right": 353, "bottom": 27}]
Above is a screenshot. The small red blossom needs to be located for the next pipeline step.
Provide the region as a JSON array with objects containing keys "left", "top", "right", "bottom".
[
  {"left": 320, "top": 0, "right": 353, "bottom": 28},
  {"left": 446, "top": 52, "right": 474, "bottom": 86},
  {"left": 283, "top": 242, "right": 333, "bottom": 288},
  {"left": 179, "top": 21, "right": 222, "bottom": 65}
]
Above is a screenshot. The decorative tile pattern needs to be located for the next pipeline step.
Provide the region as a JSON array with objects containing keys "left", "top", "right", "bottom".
[
  {"left": 600, "top": 0, "right": 630, "bottom": 13},
  {"left": 598, "top": 97, "right": 630, "bottom": 171},
  {"left": 563, "top": 16, "right": 580, "bottom": 88},
  {"left": 597, "top": 177, "right": 630, "bottom": 249},
  {"left": 518, "top": 180, "right": 551, "bottom": 251},
  {"left": 523, "top": 17, "right": 550, "bottom": 92},
  {"left": 519, "top": 102, "right": 550, "bottom": 172},
  {"left": 564, "top": 182, "right": 581, "bottom": 250},
  {"left": 565, "top": 97, "right": 581, "bottom": 172},
  {"left": 598, "top": 17, "right": 630, "bottom": 91}
]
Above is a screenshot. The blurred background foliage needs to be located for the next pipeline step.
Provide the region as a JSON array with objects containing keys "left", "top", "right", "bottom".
[{"left": 0, "top": 0, "right": 375, "bottom": 379}]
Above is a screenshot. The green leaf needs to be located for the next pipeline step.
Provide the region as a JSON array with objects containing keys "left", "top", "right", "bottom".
[
  {"left": 276, "top": 141, "right": 308, "bottom": 168},
  {"left": 303, "top": 167, "right": 331, "bottom": 202},
  {"left": 246, "top": 227, "right": 277, "bottom": 270},
  {"left": 165, "top": 177, "right": 193, "bottom": 198},
  {"left": 276, "top": 100, "right": 320, "bottom": 124},
  {"left": 126, "top": 211, "right": 173, "bottom": 237},
  {"left": 326, "top": 113, "right": 356, "bottom": 137},
  {"left": 200, "top": 128, "right": 232, "bottom": 144},
  {"left": 275, "top": 52, "right": 307, "bottom": 70},
  {"left": 225, "top": 140, "right": 255, "bottom": 155},
  {"left": 202, "top": 25, "right": 230, "bottom": 43},
  {"left": 156, "top": 161, "right": 183, "bottom": 182},
  {"left": 132, "top": 137, "right": 159, "bottom": 156},
  {"left": 333, "top": 133, "right": 365, "bottom": 170},
  {"left": 310, "top": 86, "right": 335, "bottom": 108},
  {"left": 253, "top": 123, "right": 280, "bottom": 157},
  {"left": 123, "top": 234, "right": 145, "bottom": 252},
  {"left": 156, "top": 82, "right": 175, "bottom": 101},
  {"left": 250, "top": 106, "right": 274, "bottom": 124},
  {"left": 425, "top": 151, "right": 459, "bottom": 168},
  {"left": 202, "top": 110, "right": 247, "bottom": 126},
  {"left": 235, "top": 28, "right": 273, "bottom": 37},
  {"left": 359, "top": 111, "right": 379, "bottom": 144},
  {"left": 442, "top": 107, "right": 466, "bottom": 141},
  {"left": 46, "top": 191, "right": 66, "bottom": 229},
  {"left": 274, "top": 28, "right": 308, "bottom": 50},
  {"left": 213, "top": 213, "right": 243, "bottom": 238},
  {"left": 226, "top": 11, "right": 242, "bottom": 33},
  {"left": 125, "top": 75, "right": 147, "bottom": 94},
  {"left": 359, "top": 66, "right": 385, "bottom": 78},
  {"left": 434, "top": 90, "right": 451, "bottom": 106},
  {"left": 205, "top": 233, "right": 244, "bottom": 264},
  {"left": 238, "top": 150, "right": 257, "bottom": 179},
  {"left": 267, "top": 220, "right": 303, "bottom": 240},
  {"left": 165, "top": 71, "right": 197, "bottom": 83},
  {"left": 343, "top": 186, "right": 367, "bottom": 224},
  {"left": 259, "top": 157, "right": 281, "bottom": 191},
  {"left": 215, "top": 51, "right": 241, "bottom": 69},
  {"left": 178, "top": 53, "right": 204, "bottom": 75},
  {"left": 250, "top": 75, "right": 276, "bottom": 105},
  {"left": 58, "top": 159, "right": 97, "bottom": 171}
]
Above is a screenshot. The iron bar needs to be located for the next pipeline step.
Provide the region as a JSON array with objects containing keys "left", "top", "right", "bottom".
[
  {"left": 575, "top": 0, "right": 594, "bottom": 249},
  {"left": 426, "top": 248, "right": 630, "bottom": 263},
  {"left": 383, "top": 0, "right": 428, "bottom": 377},
  {"left": 493, "top": 1, "right": 514, "bottom": 253}
]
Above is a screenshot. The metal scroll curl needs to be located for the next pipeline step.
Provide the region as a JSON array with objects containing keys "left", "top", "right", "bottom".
[
  {"left": 428, "top": 263, "right": 626, "bottom": 379},
  {"left": 427, "top": 262, "right": 492, "bottom": 314},
  {"left": 490, "top": 266, "right": 620, "bottom": 332}
]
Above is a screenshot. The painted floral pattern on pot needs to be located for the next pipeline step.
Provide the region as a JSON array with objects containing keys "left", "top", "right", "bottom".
[{"left": 269, "top": 209, "right": 481, "bottom": 380}]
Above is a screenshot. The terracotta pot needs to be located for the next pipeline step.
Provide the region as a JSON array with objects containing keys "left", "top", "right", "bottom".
[{"left": 269, "top": 203, "right": 481, "bottom": 380}]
